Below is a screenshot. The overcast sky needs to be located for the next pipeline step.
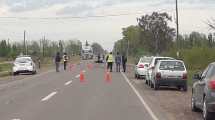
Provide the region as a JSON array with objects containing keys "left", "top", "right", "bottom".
[{"left": 0, "top": 0, "right": 214, "bottom": 50}]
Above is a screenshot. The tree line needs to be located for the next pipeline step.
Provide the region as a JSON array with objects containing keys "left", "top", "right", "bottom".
[
  {"left": 0, "top": 39, "right": 82, "bottom": 60},
  {"left": 114, "top": 12, "right": 215, "bottom": 58}
]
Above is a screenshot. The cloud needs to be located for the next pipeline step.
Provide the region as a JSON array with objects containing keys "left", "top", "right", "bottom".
[{"left": 3, "top": 0, "right": 215, "bottom": 14}]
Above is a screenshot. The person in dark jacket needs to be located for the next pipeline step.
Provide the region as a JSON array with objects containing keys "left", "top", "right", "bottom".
[
  {"left": 115, "top": 52, "right": 121, "bottom": 72},
  {"left": 55, "top": 52, "right": 61, "bottom": 72},
  {"left": 122, "top": 54, "right": 127, "bottom": 72}
]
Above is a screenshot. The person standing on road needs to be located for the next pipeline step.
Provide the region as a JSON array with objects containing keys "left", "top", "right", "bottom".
[
  {"left": 115, "top": 52, "right": 121, "bottom": 72},
  {"left": 55, "top": 52, "right": 61, "bottom": 72},
  {"left": 122, "top": 54, "right": 127, "bottom": 72},
  {"left": 106, "top": 52, "right": 114, "bottom": 72},
  {"left": 63, "top": 53, "right": 68, "bottom": 70}
]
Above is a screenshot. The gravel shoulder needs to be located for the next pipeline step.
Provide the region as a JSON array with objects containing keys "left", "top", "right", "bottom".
[{"left": 125, "top": 65, "right": 202, "bottom": 120}]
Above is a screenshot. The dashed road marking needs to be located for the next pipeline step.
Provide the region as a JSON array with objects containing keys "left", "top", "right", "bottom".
[
  {"left": 64, "top": 81, "right": 72, "bottom": 86},
  {"left": 75, "top": 74, "right": 80, "bottom": 78},
  {"left": 12, "top": 119, "right": 21, "bottom": 120},
  {"left": 41, "top": 92, "right": 57, "bottom": 102},
  {"left": 121, "top": 72, "right": 159, "bottom": 120}
]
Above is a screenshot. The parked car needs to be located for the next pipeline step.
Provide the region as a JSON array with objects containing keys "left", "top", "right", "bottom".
[
  {"left": 151, "top": 60, "right": 187, "bottom": 91},
  {"left": 134, "top": 56, "right": 152, "bottom": 79},
  {"left": 192, "top": 63, "right": 215, "bottom": 120},
  {"left": 146, "top": 56, "right": 175, "bottom": 86},
  {"left": 12, "top": 56, "right": 37, "bottom": 75}
]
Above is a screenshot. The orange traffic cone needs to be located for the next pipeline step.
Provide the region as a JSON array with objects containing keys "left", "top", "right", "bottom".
[
  {"left": 105, "top": 71, "right": 111, "bottom": 83},
  {"left": 80, "top": 71, "right": 85, "bottom": 83}
]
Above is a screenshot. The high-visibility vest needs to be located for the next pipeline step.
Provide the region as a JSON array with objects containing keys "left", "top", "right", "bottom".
[{"left": 107, "top": 54, "right": 113, "bottom": 62}]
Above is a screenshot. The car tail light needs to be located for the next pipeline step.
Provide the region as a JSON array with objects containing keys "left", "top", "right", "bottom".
[
  {"left": 182, "top": 73, "right": 188, "bottom": 80},
  {"left": 138, "top": 64, "right": 144, "bottom": 68},
  {"left": 209, "top": 80, "right": 215, "bottom": 90},
  {"left": 156, "top": 72, "right": 161, "bottom": 80}
]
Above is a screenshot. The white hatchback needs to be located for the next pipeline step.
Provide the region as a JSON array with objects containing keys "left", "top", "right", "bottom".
[
  {"left": 13, "top": 56, "right": 37, "bottom": 75},
  {"left": 135, "top": 56, "right": 152, "bottom": 79},
  {"left": 151, "top": 60, "right": 188, "bottom": 91}
]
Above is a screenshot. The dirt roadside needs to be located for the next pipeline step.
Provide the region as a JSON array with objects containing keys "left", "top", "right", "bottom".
[{"left": 125, "top": 65, "right": 203, "bottom": 120}]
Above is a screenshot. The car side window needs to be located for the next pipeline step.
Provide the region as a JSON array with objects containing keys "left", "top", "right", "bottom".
[
  {"left": 206, "top": 65, "right": 215, "bottom": 79},
  {"left": 201, "top": 65, "right": 210, "bottom": 79}
]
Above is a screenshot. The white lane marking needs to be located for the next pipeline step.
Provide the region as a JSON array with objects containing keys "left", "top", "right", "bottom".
[
  {"left": 75, "top": 74, "right": 80, "bottom": 78},
  {"left": 41, "top": 92, "right": 57, "bottom": 102},
  {"left": 12, "top": 119, "right": 21, "bottom": 120},
  {"left": 64, "top": 80, "right": 72, "bottom": 86},
  {"left": 121, "top": 72, "right": 159, "bottom": 120}
]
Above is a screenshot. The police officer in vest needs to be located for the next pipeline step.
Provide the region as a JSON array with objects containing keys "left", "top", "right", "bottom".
[{"left": 106, "top": 52, "right": 114, "bottom": 72}]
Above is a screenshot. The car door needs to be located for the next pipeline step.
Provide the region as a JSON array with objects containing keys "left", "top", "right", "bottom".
[
  {"left": 197, "top": 65, "right": 212, "bottom": 107},
  {"left": 195, "top": 65, "right": 210, "bottom": 106}
]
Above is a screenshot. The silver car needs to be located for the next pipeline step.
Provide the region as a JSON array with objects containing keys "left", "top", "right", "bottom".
[
  {"left": 192, "top": 63, "right": 215, "bottom": 120},
  {"left": 13, "top": 56, "right": 37, "bottom": 75},
  {"left": 146, "top": 56, "right": 175, "bottom": 86},
  {"left": 151, "top": 60, "right": 187, "bottom": 91},
  {"left": 134, "top": 56, "right": 152, "bottom": 79}
]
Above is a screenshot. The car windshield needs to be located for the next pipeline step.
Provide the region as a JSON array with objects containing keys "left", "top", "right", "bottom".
[
  {"left": 155, "top": 58, "right": 174, "bottom": 65},
  {"left": 15, "top": 58, "right": 32, "bottom": 63},
  {"left": 140, "top": 57, "right": 151, "bottom": 63},
  {"left": 159, "top": 61, "right": 185, "bottom": 71}
]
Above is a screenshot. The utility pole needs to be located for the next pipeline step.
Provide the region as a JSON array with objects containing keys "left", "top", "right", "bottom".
[
  {"left": 176, "top": 0, "right": 179, "bottom": 46},
  {"left": 43, "top": 36, "right": 45, "bottom": 57},
  {"left": 175, "top": 0, "right": 180, "bottom": 58},
  {"left": 24, "top": 30, "right": 26, "bottom": 55}
]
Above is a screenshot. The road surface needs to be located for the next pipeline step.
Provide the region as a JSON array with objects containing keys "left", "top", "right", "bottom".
[{"left": 0, "top": 60, "right": 167, "bottom": 120}]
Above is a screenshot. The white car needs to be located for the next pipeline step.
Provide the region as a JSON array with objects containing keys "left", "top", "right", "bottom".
[
  {"left": 151, "top": 60, "right": 187, "bottom": 91},
  {"left": 13, "top": 56, "right": 37, "bottom": 75},
  {"left": 146, "top": 57, "right": 175, "bottom": 86},
  {"left": 135, "top": 56, "right": 152, "bottom": 79}
]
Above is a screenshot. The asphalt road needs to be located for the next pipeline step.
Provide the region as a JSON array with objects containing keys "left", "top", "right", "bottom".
[{"left": 0, "top": 60, "right": 165, "bottom": 120}]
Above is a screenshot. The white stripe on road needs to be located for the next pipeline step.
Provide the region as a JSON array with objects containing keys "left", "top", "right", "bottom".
[
  {"left": 75, "top": 74, "right": 80, "bottom": 78},
  {"left": 121, "top": 72, "right": 159, "bottom": 120},
  {"left": 64, "top": 80, "right": 72, "bottom": 86},
  {"left": 12, "top": 119, "right": 21, "bottom": 120},
  {"left": 41, "top": 92, "right": 57, "bottom": 102}
]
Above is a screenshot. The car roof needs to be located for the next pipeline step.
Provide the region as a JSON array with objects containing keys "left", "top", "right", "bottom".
[
  {"left": 158, "top": 60, "right": 184, "bottom": 63},
  {"left": 16, "top": 56, "right": 32, "bottom": 59}
]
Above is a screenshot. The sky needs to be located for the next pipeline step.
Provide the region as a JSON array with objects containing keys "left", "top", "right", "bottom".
[{"left": 0, "top": 0, "right": 214, "bottom": 51}]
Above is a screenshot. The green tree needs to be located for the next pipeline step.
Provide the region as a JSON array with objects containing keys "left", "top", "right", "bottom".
[{"left": 137, "top": 12, "right": 175, "bottom": 54}]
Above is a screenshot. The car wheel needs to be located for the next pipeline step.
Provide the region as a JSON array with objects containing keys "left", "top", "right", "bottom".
[
  {"left": 13, "top": 72, "right": 18, "bottom": 76},
  {"left": 145, "top": 80, "right": 148, "bottom": 85},
  {"left": 191, "top": 93, "right": 199, "bottom": 112},
  {"left": 183, "top": 85, "right": 188, "bottom": 92},
  {"left": 203, "top": 98, "right": 213, "bottom": 120},
  {"left": 150, "top": 82, "right": 154, "bottom": 88},
  {"left": 154, "top": 83, "right": 159, "bottom": 90}
]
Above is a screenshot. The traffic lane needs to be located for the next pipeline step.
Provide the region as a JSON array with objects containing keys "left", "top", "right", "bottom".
[
  {"left": 0, "top": 65, "right": 82, "bottom": 120},
  {"left": 23, "top": 63, "right": 153, "bottom": 120}
]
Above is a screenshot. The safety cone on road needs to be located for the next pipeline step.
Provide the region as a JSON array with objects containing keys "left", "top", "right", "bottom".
[
  {"left": 105, "top": 71, "right": 111, "bottom": 83},
  {"left": 80, "top": 71, "right": 85, "bottom": 83}
]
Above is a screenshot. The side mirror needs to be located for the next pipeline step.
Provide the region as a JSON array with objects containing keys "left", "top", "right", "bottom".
[
  {"left": 145, "top": 64, "right": 149, "bottom": 67},
  {"left": 193, "top": 73, "right": 201, "bottom": 80}
]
